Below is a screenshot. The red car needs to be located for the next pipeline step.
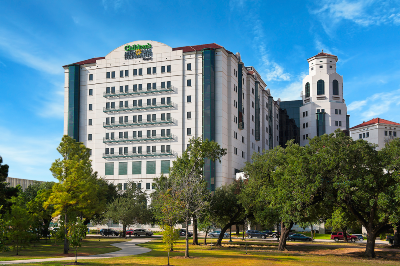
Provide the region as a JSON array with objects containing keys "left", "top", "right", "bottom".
[{"left": 331, "top": 232, "right": 358, "bottom": 242}]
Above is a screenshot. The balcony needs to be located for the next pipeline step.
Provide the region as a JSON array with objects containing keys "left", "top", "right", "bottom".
[
  {"left": 102, "top": 150, "right": 174, "bottom": 159},
  {"left": 104, "top": 86, "right": 175, "bottom": 98},
  {"left": 103, "top": 134, "right": 174, "bottom": 143},
  {"left": 103, "top": 118, "right": 174, "bottom": 128},
  {"left": 104, "top": 102, "right": 175, "bottom": 113}
]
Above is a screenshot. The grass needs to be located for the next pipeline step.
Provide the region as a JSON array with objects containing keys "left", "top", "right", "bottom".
[
  {"left": 301, "top": 233, "right": 331, "bottom": 239},
  {"left": 0, "top": 236, "right": 129, "bottom": 261},
  {"left": 11, "top": 238, "right": 400, "bottom": 266}
]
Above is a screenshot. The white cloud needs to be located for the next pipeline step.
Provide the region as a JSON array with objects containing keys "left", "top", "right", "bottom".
[
  {"left": 102, "top": 0, "right": 125, "bottom": 11},
  {"left": 34, "top": 82, "right": 65, "bottom": 119},
  {"left": 314, "top": 39, "right": 333, "bottom": 55},
  {"left": 347, "top": 100, "right": 367, "bottom": 111},
  {"left": 0, "top": 30, "right": 64, "bottom": 75},
  {"left": 269, "top": 73, "right": 307, "bottom": 101},
  {"left": 0, "top": 127, "right": 61, "bottom": 181},
  {"left": 348, "top": 89, "right": 400, "bottom": 122},
  {"left": 311, "top": 0, "right": 400, "bottom": 34}
]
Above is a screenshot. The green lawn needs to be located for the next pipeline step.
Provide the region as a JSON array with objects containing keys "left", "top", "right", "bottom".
[
  {"left": 301, "top": 233, "right": 332, "bottom": 239},
  {"left": 0, "top": 236, "right": 128, "bottom": 261},
  {"left": 12, "top": 238, "right": 400, "bottom": 266}
]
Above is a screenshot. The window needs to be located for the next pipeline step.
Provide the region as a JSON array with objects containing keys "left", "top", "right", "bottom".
[
  {"left": 317, "top": 80, "right": 325, "bottom": 95},
  {"left": 252, "top": 115, "right": 254, "bottom": 122},
  {"left": 152, "top": 67, "right": 156, "bottom": 74},
  {"left": 333, "top": 80, "right": 339, "bottom": 95},
  {"left": 167, "top": 81, "right": 171, "bottom": 88},
  {"left": 242, "top": 151, "right": 245, "bottom": 158},
  {"left": 88, "top": 119, "right": 92, "bottom": 126},
  {"left": 161, "top": 82, "right": 165, "bottom": 88},
  {"left": 105, "top": 148, "right": 109, "bottom": 154},
  {"left": 137, "top": 183, "right": 142, "bottom": 189},
  {"left": 161, "top": 66, "right": 165, "bottom": 73},
  {"left": 133, "top": 69, "right": 137, "bottom": 75},
  {"left": 161, "top": 113, "right": 165, "bottom": 120},
  {"left": 167, "top": 97, "right": 171, "bottom": 104},
  {"left": 146, "top": 161, "right": 156, "bottom": 174},
  {"left": 89, "top": 104, "right": 92, "bottom": 111},
  {"left": 363, "top": 133, "right": 366, "bottom": 138},
  {"left": 152, "top": 114, "right": 156, "bottom": 121},
  {"left": 234, "top": 147, "right": 237, "bottom": 155},
  {"left": 389, "top": 131, "right": 392, "bottom": 136},
  {"left": 105, "top": 162, "right": 114, "bottom": 175},
  {"left": 152, "top": 145, "right": 156, "bottom": 152},
  {"left": 335, "top": 121, "right": 338, "bottom": 126},
  {"left": 367, "top": 132, "right": 370, "bottom": 137},
  {"left": 152, "top": 98, "right": 156, "bottom": 105},
  {"left": 187, "top": 112, "right": 191, "bottom": 119},
  {"left": 187, "top": 128, "right": 192, "bottom": 135},
  {"left": 335, "top": 109, "right": 338, "bottom": 114},
  {"left": 161, "top": 98, "right": 165, "bottom": 105},
  {"left": 306, "top": 122, "right": 308, "bottom": 128},
  {"left": 242, "top": 136, "right": 244, "bottom": 143},
  {"left": 111, "top": 102, "right": 115, "bottom": 109},
  {"left": 252, "top": 88, "right": 254, "bottom": 94},
  {"left": 132, "top": 161, "right": 141, "bottom": 174},
  {"left": 394, "top": 131, "right": 397, "bottom": 137},
  {"left": 106, "top": 72, "right": 110, "bottom": 79},
  {"left": 111, "top": 71, "right": 115, "bottom": 78},
  {"left": 303, "top": 123, "right": 305, "bottom": 128},
  {"left": 161, "top": 160, "right": 170, "bottom": 174},
  {"left": 187, "top": 63, "right": 191, "bottom": 70},
  {"left": 161, "top": 129, "right": 165, "bottom": 136},
  {"left": 106, "top": 87, "right": 110, "bottom": 94},
  {"left": 138, "top": 146, "right": 142, "bottom": 153},
  {"left": 89, "top": 74, "right": 93, "bottom": 81},
  {"left": 339, "top": 121, "right": 342, "bottom": 126},
  {"left": 330, "top": 66, "right": 333, "bottom": 68},
  {"left": 111, "top": 86, "right": 115, "bottom": 93},
  {"left": 146, "top": 183, "right": 150, "bottom": 190},
  {"left": 120, "top": 86, "right": 123, "bottom": 93},
  {"left": 385, "top": 131, "right": 388, "bottom": 136},
  {"left": 147, "top": 83, "right": 151, "bottom": 91},
  {"left": 88, "top": 134, "right": 92, "bottom": 140},
  {"left": 138, "top": 115, "right": 142, "bottom": 122},
  {"left": 306, "top": 111, "right": 308, "bottom": 116},
  {"left": 305, "top": 82, "right": 310, "bottom": 98},
  {"left": 303, "top": 112, "right": 305, "bottom": 117},
  {"left": 152, "top": 82, "right": 156, "bottom": 90},
  {"left": 252, "top": 101, "right": 254, "bottom": 108},
  {"left": 147, "top": 67, "right": 151, "bottom": 74},
  {"left": 359, "top": 134, "right": 362, "bottom": 139},
  {"left": 339, "top": 109, "right": 341, "bottom": 115},
  {"left": 138, "top": 68, "right": 142, "bottom": 75},
  {"left": 167, "top": 65, "right": 171, "bottom": 72},
  {"left": 187, "top": 95, "right": 191, "bottom": 102},
  {"left": 187, "top": 79, "right": 191, "bottom": 86},
  {"left": 319, "top": 65, "right": 323, "bottom": 68},
  {"left": 119, "top": 162, "right": 127, "bottom": 175},
  {"left": 303, "top": 135, "right": 306, "bottom": 140},
  {"left": 120, "top": 70, "right": 123, "bottom": 78},
  {"left": 125, "top": 70, "right": 129, "bottom": 77}
]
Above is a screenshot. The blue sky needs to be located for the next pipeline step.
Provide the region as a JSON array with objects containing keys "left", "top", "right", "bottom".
[{"left": 1, "top": 0, "right": 399, "bottom": 182}]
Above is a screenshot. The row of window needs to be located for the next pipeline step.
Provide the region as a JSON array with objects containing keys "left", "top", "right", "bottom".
[
  {"left": 335, "top": 121, "right": 342, "bottom": 127},
  {"left": 385, "top": 131, "right": 397, "bottom": 137},
  {"left": 105, "top": 145, "right": 171, "bottom": 155},
  {"left": 233, "top": 147, "right": 246, "bottom": 158},
  {"left": 105, "top": 65, "right": 172, "bottom": 79},
  {"left": 303, "top": 122, "right": 309, "bottom": 128},
  {"left": 117, "top": 182, "right": 154, "bottom": 191},
  {"left": 302, "top": 134, "right": 309, "bottom": 140},
  {"left": 359, "top": 132, "right": 370, "bottom": 139},
  {"left": 304, "top": 80, "right": 340, "bottom": 97},
  {"left": 302, "top": 111, "right": 309, "bottom": 117},
  {"left": 105, "top": 129, "right": 172, "bottom": 139},
  {"left": 105, "top": 113, "right": 171, "bottom": 125},
  {"left": 105, "top": 97, "right": 172, "bottom": 109},
  {"left": 105, "top": 82, "right": 172, "bottom": 94},
  {"left": 105, "top": 160, "right": 170, "bottom": 175},
  {"left": 335, "top": 109, "right": 342, "bottom": 115}
]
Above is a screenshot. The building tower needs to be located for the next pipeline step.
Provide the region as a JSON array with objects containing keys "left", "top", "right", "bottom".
[{"left": 299, "top": 51, "right": 349, "bottom": 146}]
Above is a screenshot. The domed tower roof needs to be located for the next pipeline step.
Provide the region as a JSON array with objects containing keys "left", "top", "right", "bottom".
[{"left": 307, "top": 50, "right": 338, "bottom": 62}]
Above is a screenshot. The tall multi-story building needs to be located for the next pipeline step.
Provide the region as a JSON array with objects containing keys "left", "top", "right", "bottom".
[
  {"left": 350, "top": 118, "right": 400, "bottom": 150},
  {"left": 63, "top": 41, "right": 278, "bottom": 192}
]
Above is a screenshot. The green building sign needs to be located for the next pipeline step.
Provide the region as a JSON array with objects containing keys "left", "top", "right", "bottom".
[{"left": 124, "top": 43, "right": 153, "bottom": 60}]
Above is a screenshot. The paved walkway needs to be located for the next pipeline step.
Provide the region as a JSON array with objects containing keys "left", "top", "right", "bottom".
[{"left": 0, "top": 238, "right": 152, "bottom": 265}]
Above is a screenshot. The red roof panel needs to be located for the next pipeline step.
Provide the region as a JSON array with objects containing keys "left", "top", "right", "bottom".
[
  {"left": 307, "top": 51, "right": 337, "bottom": 61},
  {"left": 173, "top": 43, "right": 234, "bottom": 55},
  {"left": 63, "top": 57, "right": 105, "bottom": 68},
  {"left": 350, "top": 118, "right": 400, "bottom": 130}
]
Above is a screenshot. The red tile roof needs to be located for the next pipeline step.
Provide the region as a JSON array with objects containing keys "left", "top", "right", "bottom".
[
  {"left": 308, "top": 50, "right": 337, "bottom": 61},
  {"left": 63, "top": 57, "right": 105, "bottom": 68},
  {"left": 247, "top": 70, "right": 254, "bottom": 75},
  {"left": 350, "top": 118, "right": 400, "bottom": 130},
  {"left": 173, "top": 43, "right": 234, "bottom": 55}
]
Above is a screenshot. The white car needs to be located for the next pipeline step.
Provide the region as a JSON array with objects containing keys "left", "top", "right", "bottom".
[{"left": 208, "top": 230, "right": 229, "bottom": 238}]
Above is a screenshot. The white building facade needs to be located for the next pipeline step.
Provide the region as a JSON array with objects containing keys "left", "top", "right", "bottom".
[
  {"left": 63, "top": 41, "right": 278, "bottom": 192},
  {"left": 350, "top": 118, "right": 400, "bottom": 150},
  {"left": 299, "top": 52, "right": 349, "bottom": 146}
]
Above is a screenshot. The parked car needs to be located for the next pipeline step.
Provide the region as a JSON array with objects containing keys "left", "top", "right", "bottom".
[
  {"left": 245, "top": 230, "right": 269, "bottom": 239},
  {"left": 261, "top": 230, "right": 280, "bottom": 238},
  {"left": 126, "top": 230, "right": 134, "bottom": 237},
  {"left": 208, "top": 230, "right": 229, "bottom": 238},
  {"left": 179, "top": 229, "right": 193, "bottom": 237},
  {"left": 353, "top": 234, "right": 364, "bottom": 241},
  {"left": 287, "top": 233, "right": 312, "bottom": 241},
  {"left": 131, "top": 229, "right": 153, "bottom": 237},
  {"left": 100, "top": 229, "right": 119, "bottom": 236},
  {"left": 330, "top": 232, "right": 358, "bottom": 242}
]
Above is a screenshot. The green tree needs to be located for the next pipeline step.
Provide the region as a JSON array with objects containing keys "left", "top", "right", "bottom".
[
  {"left": 5, "top": 192, "right": 33, "bottom": 255},
  {"left": 0, "top": 156, "right": 18, "bottom": 215},
  {"left": 242, "top": 141, "right": 327, "bottom": 251},
  {"left": 161, "top": 224, "right": 179, "bottom": 266},
  {"left": 325, "top": 206, "right": 360, "bottom": 242},
  {"left": 309, "top": 130, "right": 400, "bottom": 258},
  {"left": 68, "top": 218, "right": 87, "bottom": 264},
  {"left": 167, "top": 137, "right": 226, "bottom": 258},
  {"left": 44, "top": 135, "right": 101, "bottom": 254},
  {"left": 0, "top": 206, "right": 10, "bottom": 252},
  {"left": 210, "top": 181, "right": 246, "bottom": 246},
  {"left": 105, "top": 182, "right": 150, "bottom": 237}
]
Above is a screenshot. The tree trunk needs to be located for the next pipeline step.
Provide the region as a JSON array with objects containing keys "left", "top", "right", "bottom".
[
  {"left": 64, "top": 212, "right": 68, "bottom": 254},
  {"left": 310, "top": 224, "right": 313, "bottom": 241},
  {"left": 204, "top": 229, "right": 208, "bottom": 245},
  {"left": 167, "top": 250, "right": 170, "bottom": 265},
  {"left": 365, "top": 230, "right": 376, "bottom": 258},
  {"left": 236, "top": 224, "right": 240, "bottom": 235},
  {"left": 75, "top": 247, "right": 78, "bottom": 264},
  {"left": 123, "top": 224, "right": 126, "bottom": 238},
  {"left": 192, "top": 216, "right": 198, "bottom": 245},
  {"left": 278, "top": 221, "right": 293, "bottom": 251},
  {"left": 185, "top": 219, "right": 189, "bottom": 258},
  {"left": 393, "top": 225, "right": 400, "bottom": 247},
  {"left": 216, "top": 222, "right": 232, "bottom": 246},
  {"left": 343, "top": 227, "right": 348, "bottom": 243},
  {"left": 276, "top": 223, "right": 280, "bottom": 242}
]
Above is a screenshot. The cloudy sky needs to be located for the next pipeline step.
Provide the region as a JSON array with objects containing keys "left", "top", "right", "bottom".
[{"left": 1, "top": 0, "right": 399, "bottom": 181}]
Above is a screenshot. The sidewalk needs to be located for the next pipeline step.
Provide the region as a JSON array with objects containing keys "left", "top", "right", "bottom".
[{"left": 0, "top": 238, "right": 152, "bottom": 265}]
